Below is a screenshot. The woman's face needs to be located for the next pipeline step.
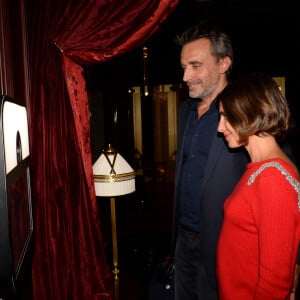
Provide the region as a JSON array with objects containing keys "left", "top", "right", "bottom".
[{"left": 218, "top": 103, "right": 242, "bottom": 148}]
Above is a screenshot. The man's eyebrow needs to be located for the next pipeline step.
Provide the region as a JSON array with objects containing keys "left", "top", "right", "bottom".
[{"left": 189, "top": 61, "right": 201, "bottom": 65}]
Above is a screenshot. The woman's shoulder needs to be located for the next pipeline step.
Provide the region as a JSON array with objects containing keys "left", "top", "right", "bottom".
[{"left": 247, "top": 158, "right": 300, "bottom": 191}]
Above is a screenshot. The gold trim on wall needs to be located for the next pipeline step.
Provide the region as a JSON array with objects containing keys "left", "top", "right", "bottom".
[{"left": 273, "top": 77, "right": 285, "bottom": 97}]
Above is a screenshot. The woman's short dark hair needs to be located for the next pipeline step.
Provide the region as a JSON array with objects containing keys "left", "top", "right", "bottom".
[{"left": 218, "top": 72, "right": 291, "bottom": 145}]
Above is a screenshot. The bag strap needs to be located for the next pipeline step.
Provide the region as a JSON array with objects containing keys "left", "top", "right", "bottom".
[{"left": 247, "top": 161, "right": 300, "bottom": 212}]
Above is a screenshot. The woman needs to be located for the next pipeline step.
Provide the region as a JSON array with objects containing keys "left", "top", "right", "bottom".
[{"left": 216, "top": 72, "right": 300, "bottom": 299}]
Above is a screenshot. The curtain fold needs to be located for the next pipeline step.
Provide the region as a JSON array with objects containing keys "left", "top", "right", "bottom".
[
  {"left": 54, "top": 1, "right": 179, "bottom": 64},
  {"left": 26, "top": 0, "right": 180, "bottom": 299}
]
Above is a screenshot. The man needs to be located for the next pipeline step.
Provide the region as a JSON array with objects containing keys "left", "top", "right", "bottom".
[
  {"left": 171, "top": 20, "right": 299, "bottom": 300},
  {"left": 171, "top": 20, "right": 248, "bottom": 300}
]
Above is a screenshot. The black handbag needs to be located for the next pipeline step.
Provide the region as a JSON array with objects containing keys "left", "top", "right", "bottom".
[
  {"left": 148, "top": 256, "right": 175, "bottom": 300},
  {"left": 156, "top": 256, "right": 174, "bottom": 285}
]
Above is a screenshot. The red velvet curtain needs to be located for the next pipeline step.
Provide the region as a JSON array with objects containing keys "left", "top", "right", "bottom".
[{"left": 26, "top": 0, "right": 180, "bottom": 299}]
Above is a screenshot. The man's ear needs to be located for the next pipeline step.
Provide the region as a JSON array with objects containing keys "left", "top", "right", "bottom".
[{"left": 219, "top": 56, "right": 232, "bottom": 74}]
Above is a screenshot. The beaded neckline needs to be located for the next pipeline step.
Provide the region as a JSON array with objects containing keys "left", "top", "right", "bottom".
[{"left": 247, "top": 161, "right": 300, "bottom": 212}]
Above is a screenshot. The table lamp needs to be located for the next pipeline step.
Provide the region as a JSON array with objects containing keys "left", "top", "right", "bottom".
[{"left": 93, "top": 144, "right": 135, "bottom": 300}]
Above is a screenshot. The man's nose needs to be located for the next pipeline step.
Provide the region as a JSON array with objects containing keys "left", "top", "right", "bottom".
[{"left": 182, "top": 69, "right": 190, "bottom": 82}]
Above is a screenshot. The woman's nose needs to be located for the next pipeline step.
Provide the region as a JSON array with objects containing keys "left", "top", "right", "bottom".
[{"left": 217, "top": 118, "right": 225, "bottom": 132}]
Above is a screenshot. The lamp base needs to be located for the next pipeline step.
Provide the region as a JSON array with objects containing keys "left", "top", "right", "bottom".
[
  {"left": 111, "top": 197, "right": 119, "bottom": 300},
  {"left": 112, "top": 269, "right": 119, "bottom": 300}
]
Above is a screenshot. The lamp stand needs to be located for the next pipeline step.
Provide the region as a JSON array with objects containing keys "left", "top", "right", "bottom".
[
  {"left": 93, "top": 144, "right": 136, "bottom": 300},
  {"left": 110, "top": 197, "right": 119, "bottom": 300}
]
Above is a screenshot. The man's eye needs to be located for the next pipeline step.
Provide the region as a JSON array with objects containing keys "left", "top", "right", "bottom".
[{"left": 192, "top": 64, "right": 201, "bottom": 69}]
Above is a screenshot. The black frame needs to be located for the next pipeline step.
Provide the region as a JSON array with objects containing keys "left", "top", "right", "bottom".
[{"left": 0, "top": 94, "right": 33, "bottom": 297}]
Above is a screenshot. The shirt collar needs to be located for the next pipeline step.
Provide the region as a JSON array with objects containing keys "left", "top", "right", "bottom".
[{"left": 187, "top": 97, "right": 218, "bottom": 113}]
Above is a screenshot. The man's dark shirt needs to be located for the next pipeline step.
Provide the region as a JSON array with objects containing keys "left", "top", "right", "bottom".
[{"left": 178, "top": 99, "right": 219, "bottom": 233}]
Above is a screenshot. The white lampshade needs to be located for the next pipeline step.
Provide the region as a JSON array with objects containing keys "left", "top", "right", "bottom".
[{"left": 93, "top": 144, "right": 135, "bottom": 197}]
